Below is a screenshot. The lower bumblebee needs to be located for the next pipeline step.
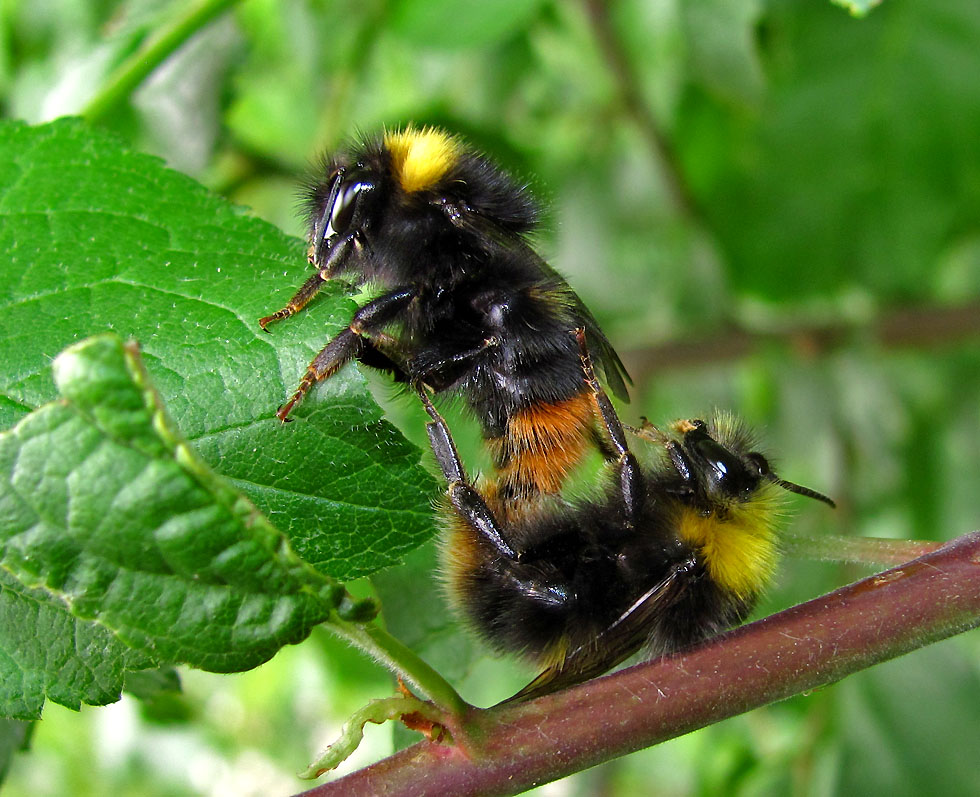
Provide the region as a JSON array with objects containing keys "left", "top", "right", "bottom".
[{"left": 418, "top": 331, "right": 835, "bottom": 700}]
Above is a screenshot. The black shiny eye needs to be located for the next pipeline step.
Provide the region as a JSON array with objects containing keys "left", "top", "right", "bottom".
[
  {"left": 327, "top": 179, "right": 373, "bottom": 239},
  {"left": 690, "top": 436, "right": 759, "bottom": 500}
]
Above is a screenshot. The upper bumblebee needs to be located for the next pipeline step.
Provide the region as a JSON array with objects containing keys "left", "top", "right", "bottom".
[{"left": 261, "top": 125, "right": 629, "bottom": 505}]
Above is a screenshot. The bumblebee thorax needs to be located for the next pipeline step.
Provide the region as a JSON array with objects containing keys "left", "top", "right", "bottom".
[
  {"left": 384, "top": 126, "right": 461, "bottom": 194},
  {"left": 673, "top": 487, "right": 781, "bottom": 603}
]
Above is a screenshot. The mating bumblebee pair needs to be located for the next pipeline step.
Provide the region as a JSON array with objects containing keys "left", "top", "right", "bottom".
[{"left": 260, "top": 127, "right": 834, "bottom": 700}]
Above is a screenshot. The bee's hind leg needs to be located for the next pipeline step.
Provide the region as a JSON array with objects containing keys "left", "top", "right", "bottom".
[
  {"left": 575, "top": 328, "right": 646, "bottom": 525},
  {"left": 416, "top": 386, "right": 519, "bottom": 562}
]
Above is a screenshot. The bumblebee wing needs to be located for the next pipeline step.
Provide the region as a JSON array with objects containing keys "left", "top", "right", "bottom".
[
  {"left": 574, "top": 299, "right": 632, "bottom": 403},
  {"left": 506, "top": 563, "right": 690, "bottom": 702},
  {"left": 449, "top": 210, "right": 632, "bottom": 403}
]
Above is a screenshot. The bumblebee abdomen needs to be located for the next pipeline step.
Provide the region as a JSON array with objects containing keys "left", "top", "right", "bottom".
[
  {"left": 487, "top": 391, "right": 597, "bottom": 500},
  {"left": 463, "top": 281, "right": 603, "bottom": 500},
  {"left": 441, "top": 501, "right": 719, "bottom": 668}
]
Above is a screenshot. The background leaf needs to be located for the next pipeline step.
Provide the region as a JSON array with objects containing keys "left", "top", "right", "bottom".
[{"left": 0, "top": 719, "right": 32, "bottom": 782}]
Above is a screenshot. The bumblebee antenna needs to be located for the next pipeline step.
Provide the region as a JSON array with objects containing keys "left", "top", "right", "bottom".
[{"left": 770, "top": 476, "right": 836, "bottom": 509}]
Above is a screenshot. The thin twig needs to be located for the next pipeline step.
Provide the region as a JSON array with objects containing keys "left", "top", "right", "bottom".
[{"left": 82, "top": 0, "right": 242, "bottom": 124}]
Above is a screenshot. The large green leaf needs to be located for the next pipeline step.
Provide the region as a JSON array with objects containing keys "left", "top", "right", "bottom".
[
  {"left": 0, "top": 335, "right": 347, "bottom": 717},
  {"left": 0, "top": 118, "right": 436, "bottom": 581}
]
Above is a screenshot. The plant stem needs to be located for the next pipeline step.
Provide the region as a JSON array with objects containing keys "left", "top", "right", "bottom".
[
  {"left": 301, "top": 694, "right": 445, "bottom": 778},
  {"left": 782, "top": 531, "right": 941, "bottom": 568},
  {"left": 82, "top": 0, "right": 242, "bottom": 124},
  {"left": 329, "top": 616, "right": 469, "bottom": 717}
]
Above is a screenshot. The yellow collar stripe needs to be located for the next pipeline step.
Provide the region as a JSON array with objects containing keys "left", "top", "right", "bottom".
[
  {"left": 675, "top": 501, "right": 780, "bottom": 601},
  {"left": 384, "top": 126, "right": 460, "bottom": 193}
]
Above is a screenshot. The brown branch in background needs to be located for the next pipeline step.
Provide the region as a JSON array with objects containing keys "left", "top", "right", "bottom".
[
  {"left": 583, "top": 0, "right": 701, "bottom": 221},
  {"left": 621, "top": 300, "right": 980, "bottom": 385},
  {"left": 298, "top": 532, "right": 980, "bottom": 797}
]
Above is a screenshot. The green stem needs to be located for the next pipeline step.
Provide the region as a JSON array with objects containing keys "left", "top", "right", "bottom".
[
  {"left": 82, "top": 0, "right": 242, "bottom": 124},
  {"left": 301, "top": 694, "right": 443, "bottom": 778},
  {"left": 330, "top": 616, "right": 470, "bottom": 717},
  {"left": 783, "top": 530, "right": 941, "bottom": 568}
]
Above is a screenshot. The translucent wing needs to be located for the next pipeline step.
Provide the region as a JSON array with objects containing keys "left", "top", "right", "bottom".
[{"left": 573, "top": 295, "right": 631, "bottom": 403}]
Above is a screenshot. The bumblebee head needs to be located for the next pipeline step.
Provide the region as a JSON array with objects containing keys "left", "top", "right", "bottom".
[
  {"left": 663, "top": 415, "right": 834, "bottom": 602},
  {"left": 675, "top": 417, "right": 836, "bottom": 512},
  {"left": 304, "top": 126, "right": 538, "bottom": 278},
  {"left": 304, "top": 127, "right": 466, "bottom": 276}
]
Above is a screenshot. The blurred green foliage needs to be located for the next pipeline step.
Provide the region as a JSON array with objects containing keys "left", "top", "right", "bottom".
[{"left": 2, "top": 0, "right": 980, "bottom": 794}]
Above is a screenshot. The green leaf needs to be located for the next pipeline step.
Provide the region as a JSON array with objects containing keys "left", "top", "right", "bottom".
[
  {"left": 0, "top": 568, "right": 152, "bottom": 719},
  {"left": 124, "top": 667, "right": 191, "bottom": 725},
  {"left": 0, "top": 118, "right": 436, "bottom": 580},
  {"left": 0, "top": 334, "right": 346, "bottom": 716},
  {"left": 389, "top": 0, "right": 546, "bottom": 49}
]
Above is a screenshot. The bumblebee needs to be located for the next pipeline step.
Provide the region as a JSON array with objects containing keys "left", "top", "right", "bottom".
[
  {"left": 418, "top": 332, "right": 835, "bottom": 700},
  {"left": 260, "top": 126, "right": 629, "bottom": 503}
]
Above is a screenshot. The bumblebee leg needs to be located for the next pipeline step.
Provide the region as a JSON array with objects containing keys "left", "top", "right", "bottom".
[
  {"left": 417, "top": 389, "right": 467, "bottom": 485},
  {"left": 260, "top": 229, "right": 365, "bottom": 330},
  {"left": 445, "top": 335, "right": 499, "bottom": 364},
  {"left": 417, "top": 387, "right": 519, "bottom": 561},
  {"left": 664, "top": 441, "right": 695, "bottom": 486},
  {"left": 402, "top": 335, "right": 499, "bottom": 395},
  {"left": 259, "top": 271, "right": 326, "bottom": 330},
  {"left": 575, "top": 328, "right": 645, "bottom": 523},
  {"left": 276, "top": 287, "right": 416, "bottom": 422},
  {"left": 355, "top": 335, "right": 411, "bottom": 381}
]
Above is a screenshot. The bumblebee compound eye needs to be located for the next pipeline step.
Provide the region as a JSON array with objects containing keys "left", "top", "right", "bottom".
[
  {"left": 686, "top": 430, "right": 760, "bottom": 502},
  {"left": 744, "top": 451, "right": 772, "bottom": 478},
  {"left": 310, "top": 168, "right": 375, "bottom": 269},
  {"left": 328, "top": 178, "right": 374, "bottom": 239}
]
